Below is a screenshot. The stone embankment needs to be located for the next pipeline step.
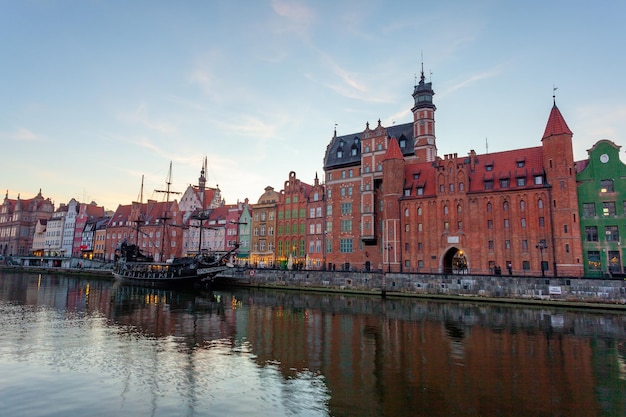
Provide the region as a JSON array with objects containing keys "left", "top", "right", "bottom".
[{"left": 218, "top": 268, "right": 626, "bottom": 309}]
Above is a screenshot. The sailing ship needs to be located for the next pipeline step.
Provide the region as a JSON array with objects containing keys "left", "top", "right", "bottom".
[
  {"left": 112, "top": 241, "right": 237, "bottom": 285},
  {"left": 112, "top": 161, "right": 238, "bottom": 286}
]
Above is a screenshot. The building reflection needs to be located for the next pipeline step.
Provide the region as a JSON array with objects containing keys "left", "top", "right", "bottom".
[{"left": 1, "top": 273, "right": 624, "bottom": 417}]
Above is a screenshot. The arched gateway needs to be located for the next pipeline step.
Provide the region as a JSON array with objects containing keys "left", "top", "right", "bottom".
[{"left": 443, "top": 247, "right": 468, "bottom": 274}]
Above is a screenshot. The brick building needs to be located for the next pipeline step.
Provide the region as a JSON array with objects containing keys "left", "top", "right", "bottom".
[
  {"left": 0, "top": 190, "right": 54, "bottom": 256},
  {"left": 324, "top": 69, "right": 583, "bottom": 277}
]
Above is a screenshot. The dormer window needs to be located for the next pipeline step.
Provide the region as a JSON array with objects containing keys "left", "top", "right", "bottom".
[
  {"left": 337, "top": 148, "right": 343, "bottom": 158},
  {"left": 516, "top": 160, "right": 525, "bottom": 168},
  {"left": 399, "top": 137, "right": 407, "bottom": 148},
  {"left": 413, "top": 173, "right": 420, "bottom": 180},
  {"left": 486, "top": 164, "right": 494, "bottom": 172}
]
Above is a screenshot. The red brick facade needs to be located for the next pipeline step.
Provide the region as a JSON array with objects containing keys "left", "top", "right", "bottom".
[{"left": 323, "top": 72, "right": 584, "bottom": 276}]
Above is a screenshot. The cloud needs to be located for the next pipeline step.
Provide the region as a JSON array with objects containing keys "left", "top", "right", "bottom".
[
  {"left": 439, "top": 66, "right": 504, "bottom": 99},
  {"left": 1, "top": 128, "right": 42, "bottom": 142},
  {"left": 304, "top": 52, "right": 394, "bottom": 104},
  {"left": 119, "top": 103, "right": 177, "bottom": 135},
  {"left": 271, "top": 0, "right": 315, "bottom": 26}
]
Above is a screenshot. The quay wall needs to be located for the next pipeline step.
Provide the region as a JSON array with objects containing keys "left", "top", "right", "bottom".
[{"left": 219, "top": 269, "right": 626, "bottom": 307}]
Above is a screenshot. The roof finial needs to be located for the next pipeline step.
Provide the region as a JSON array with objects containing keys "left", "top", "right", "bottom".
[
  {"left": 553, "top": 85, "right": 558, "bottom": 106},
  {"left": 420, "top": 51, "right": 425, "bottom": 83}
]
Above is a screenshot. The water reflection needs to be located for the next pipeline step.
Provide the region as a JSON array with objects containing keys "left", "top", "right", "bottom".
[{"left": 0, "top": 271, "right": 625, "bottom": 417}]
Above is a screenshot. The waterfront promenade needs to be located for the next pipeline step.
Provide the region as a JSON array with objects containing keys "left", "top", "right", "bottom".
[{"left": 3, "top": 257, "right": 626, "bottom": 309}]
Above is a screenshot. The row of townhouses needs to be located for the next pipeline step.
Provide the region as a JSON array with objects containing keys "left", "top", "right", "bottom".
[{"left": 1, "top": 71, "right": 625, "bottom": 277}]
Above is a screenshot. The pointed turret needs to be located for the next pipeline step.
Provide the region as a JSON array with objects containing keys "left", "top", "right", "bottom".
[
  {"left": 542, "top": 103, "right": 573, "bottom": 140},
  {"left": 412, "top": 62, "right": 437, "bottom": 162}
]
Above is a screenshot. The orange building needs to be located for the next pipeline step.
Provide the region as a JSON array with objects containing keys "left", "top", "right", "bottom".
[{"left": 324, "top": 69, "right": 583, "bottom": 277}]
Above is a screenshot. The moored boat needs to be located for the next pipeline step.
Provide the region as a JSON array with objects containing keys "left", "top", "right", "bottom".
[{"left": 112, "top": 241, "right": 238, "bottom": 286}]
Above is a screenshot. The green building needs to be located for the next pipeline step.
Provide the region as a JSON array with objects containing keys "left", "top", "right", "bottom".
[{"left": 577, "top": 140, "right": 626, "bottom": 277}]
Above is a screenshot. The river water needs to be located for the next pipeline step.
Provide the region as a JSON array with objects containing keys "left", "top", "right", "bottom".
[{"left": 0, "top": 271, "right": 624, "bottom": 417}]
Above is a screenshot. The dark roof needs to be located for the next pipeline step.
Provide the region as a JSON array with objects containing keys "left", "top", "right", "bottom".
[{"left": 324, "top": 122, "right": 414, "bottom": 170}]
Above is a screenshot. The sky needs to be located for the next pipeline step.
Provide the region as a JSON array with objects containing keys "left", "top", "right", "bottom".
[{"left": 1, "top": 0, "right": 625, "bottom": 212}]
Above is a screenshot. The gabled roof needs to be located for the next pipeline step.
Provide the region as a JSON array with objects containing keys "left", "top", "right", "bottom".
[{"left": 542, "top": 104, "right": 572, "bottom": 139}]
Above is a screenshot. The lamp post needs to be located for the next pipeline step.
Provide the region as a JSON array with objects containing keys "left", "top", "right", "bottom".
[
  {"left": 383, "top": 244, "right": 392, "bottom": 298},
  {"left": 536, "top": 240, "right": 547, "bottom": 277}
]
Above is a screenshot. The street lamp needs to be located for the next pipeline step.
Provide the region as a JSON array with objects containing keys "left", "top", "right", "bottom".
[
  {"left": 385, "top": 244, "right": 393, "bottom": 273},
  {"left": 536, "top": 240, "right": 547, "bottom": 277}
]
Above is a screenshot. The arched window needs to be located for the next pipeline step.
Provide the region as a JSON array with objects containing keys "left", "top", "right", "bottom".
[
  {"left": 443, "top": 205, "right": 449, "bottom": 215},
  {"left": 520, "top": 200, "right": 525, "bottom": 211},
  {"left": 417, "top": 207, "right": 422, "bottom": 216},
  {"left": 503, "top": 201, "right": 509, "bottom": 211},
  {"left": 487, "top": 202, "right": 492, "bottom": 212},
  {"left": 404, "top": 208, "right": 409, "bottom": 217},
  {"left": 457, "top": 204, "right": 462, "bottom": 213},
  {"left": 538, "top": 198, "right": 544, "bottom": 209}
]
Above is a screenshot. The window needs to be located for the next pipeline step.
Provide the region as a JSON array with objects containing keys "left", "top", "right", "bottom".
[
  {"left": 600, "top": 179, "right": 614, "bottom": 193},
  {"left": 605, "top": 225, "right": 619, "bottom": 241},
  {"left": 404, "top": 189, "right": 411, "bottom": 196},
  {"left": 539, "top": 217, "right": 545, "bottom": 227},
  {"left": 488, "top": 220, "right": 493, "bottom": 229},
  {"left": 534, "top": 175, "right": 544, "bottom": 185},
  {"left": 486, "top": 164, "right": 493, "bottom": 171},
  {"left": 488, "top": 240, "right": 494, "bottom": 250},
  {"left": 538, "top": 199, "right": 544, "bottom": 209},
  {"left": 487, "top": 202, "right": 492, "bottom": 212},
  {"left": 339, "top": 238, "right": 353, "bottom": 253},
  {"left": 588, "top": 251, "right": 601, "bottom": 270},
  {"left": 583, "top": 203, "right": 596, "bottom": 217},
  {"left": 521, "top": 240, "right": 528, "bottom": 250},
  {"left": 522, "top": 261, "right": 530, "bottom": 270},
  {"left": 517, "top": 177, "right": 526, "bottom": 186},
  {"left": 503, "top": 201, "right": 509, "bottom": 211},
  {"left": 341, "top": 203, "right": 352, "bottom": 215},
  {"left": 521, "top": 218, "right": 526, "bottom": 228},
  {"left": 341, "top": 220, "right": 352, "bottom": 232},
  {"left": 417, "top": 207, "right": 422, "bottom": 216},
  {"left": 517, "top": 160, "right": 525, "bottom": 168},
  {"left": 457, "top": 204, "right": 462, "bottom": 213},
  {"left": 500, "top": 178, "right": 510, "bottom": 188},
  {"left": 443, "top": 205, "right": 449, "bottom": 215},
  {"left": 449, "top": 183, "right": 454, "bottom": 192},
  {"left": 603, "top": 201, "right": 616, "bottom": 216},
  {"left": 585, "top": 226, "right": 598, "bottom": 241},
  {"left": 417, "top": 187, "right": 424, "bottom": 196},
  {"left": 337, "top": 149, "right": 343, "bottom": 158},
  {"left": 505, "top": 240, "right": 510, "bottom": 249},
  {"left": 484, "top": 180, "right": 494, "bottom": 190},
  {"left": 520, "top": 200, "right": 525, "bottom": 211}
]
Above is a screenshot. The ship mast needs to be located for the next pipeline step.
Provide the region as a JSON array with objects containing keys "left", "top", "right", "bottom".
[{"left": 154, "top": 161, "right": 181, "bottom": 261}]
